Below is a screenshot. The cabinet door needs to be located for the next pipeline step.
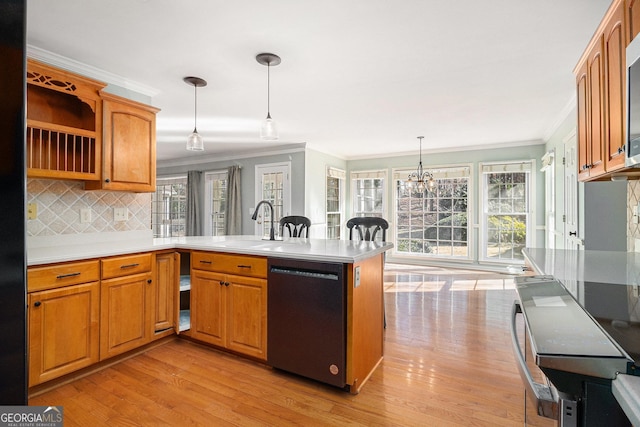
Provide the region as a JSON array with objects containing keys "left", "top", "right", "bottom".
[
  {"left": 576, "top": 61, "right": 591, "bottom": 181},
  {"left": 28, "top": 281, "right": 100, "bottom": 386},
  {"left": 588, "top": 37, "right": 606, "bottom": 178},
  {"left": 153, "top": 253, "right": 177, "bottom": 334},
  {"left": 190, "top": 270, "right": 226, "bottom": 347},
  {"left": 88, "top": 93, "right": 159, "bottom": 192},
  {"left": 100, "top": 272, "right": 152, "bottom": 360},
  {"left": 628, "top": 0, "right": 640, "bottom": 44},
  {"left": 226, "top": 274, "right": 267, "bottom": 360},
  {"left": 604, "top": 2, "right": 627, "bottom": 172}
]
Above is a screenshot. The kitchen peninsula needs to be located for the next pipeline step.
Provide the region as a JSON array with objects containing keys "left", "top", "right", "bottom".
[{"left": 27, "top": 235, "right": 391, "bottom": 394}]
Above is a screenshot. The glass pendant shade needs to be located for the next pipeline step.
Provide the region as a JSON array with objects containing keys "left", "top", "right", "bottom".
[
  {"left": 261, "top": 114, "right": 278, "bottom": 140},
  {"left": 256, "top": 53, "right": 281, "bottom": 141},
  {"left": 183, "top": 76, "right": 207, "bottom": 151},
  {"left": 187, "top": 128, "right": 204, "bottom": 151}
]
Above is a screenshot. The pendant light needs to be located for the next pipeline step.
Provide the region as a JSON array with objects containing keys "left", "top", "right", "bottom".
[
  {"left": 407, "top": 136, "right": 436, "bottom": 192},
  {"left": 184, "top": 76, "right": 207, "bottom": 151},
  {"left": 256, "top": 53, "right": 281, "bottom": 140}
]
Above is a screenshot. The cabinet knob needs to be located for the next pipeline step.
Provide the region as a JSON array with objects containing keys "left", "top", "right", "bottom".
[
  {"left": 147, "top": 279, "right": 152, "bottom": 284},
  {"left": 105, "top": 178, "right": 111, "bottom": 183},
  {"left": 34, "top": 301, "right": 41, "bottom": 307},
  {"left": 219, "top": 280, "right": 225, "bottom": 286}
]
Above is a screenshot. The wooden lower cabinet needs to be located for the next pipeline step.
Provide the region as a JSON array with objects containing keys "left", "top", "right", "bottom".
[
  {"left": 153, "top": 252, "right": 178, "bottom": 334},
  {"left": 191, "top": 269, "right": 267, "bottom": 360},
  {"left": 28, "top": 281, "right": 100, "bottom": 387},
  {"left": 100, "top": 272, "right": 153, "bottom": 360}
]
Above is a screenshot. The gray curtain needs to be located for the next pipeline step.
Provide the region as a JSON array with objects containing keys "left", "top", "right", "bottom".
[
  {"left": 225, "top": 165, "right": 242, "bottom": 235},
  {"left": 186, "top": 170, "right": 204, "bottom": 236}
]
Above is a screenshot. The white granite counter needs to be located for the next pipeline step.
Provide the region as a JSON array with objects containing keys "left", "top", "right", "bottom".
[{"left": 28, "top": 234, "right": 393, "bottom": 266}]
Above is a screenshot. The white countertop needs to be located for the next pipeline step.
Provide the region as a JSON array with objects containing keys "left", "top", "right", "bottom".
[{"left": 28, "top": 234, "right": 393, "bottom": 266}]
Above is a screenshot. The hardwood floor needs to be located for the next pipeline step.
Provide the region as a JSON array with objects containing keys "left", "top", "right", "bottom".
[{"left": 30, "top": 264, "right": 527, "bottom": 426}]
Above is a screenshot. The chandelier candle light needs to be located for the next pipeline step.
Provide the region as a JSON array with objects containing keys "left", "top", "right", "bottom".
[
  {"left": 407, "top": 136, "right": 436, "bottom": 192},
  {"left": 256, "top": 53, "right": 281, "bottom": 140},
  {"left": 184, "top": 76, "right": 207, "bottom": 151}
]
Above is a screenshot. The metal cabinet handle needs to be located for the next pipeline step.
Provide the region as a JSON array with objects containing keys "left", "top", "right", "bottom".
[
  {"left": 105, "top": 178, "right": 111, "bottom": 183},
  {"left": 147, "top": 279, "right": 152, "bottom": 284},
  {"left": 225, "top": 282, "right": 230, "bottom": 287},
  {"left": 237, "top": 265, "right": 252, "bottom": 269},
  {"left": 199, "top": 260, "right": 213, "bottom": 265},
  {"left": 219, "top": 280, "right": 225, "bottom": 286},
  {"left": 510, "top": 301, "right": 558, "bottom": 419},
  {"left": 56, "top": 272, "right": 81, "bottom": 279},
  {"left": 34, "top": 301, "right": 41, "bottom": 307},
  {"left": 569, "top": 231, "right": 577, "bottom": 236},
  {"left": 120, "top": 263, "right": 140, "bottom": 269}
]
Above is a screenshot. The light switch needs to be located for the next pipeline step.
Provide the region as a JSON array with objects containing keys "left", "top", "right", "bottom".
[{"left": 27, "top": 203, "right": 37, "bottom": 220}]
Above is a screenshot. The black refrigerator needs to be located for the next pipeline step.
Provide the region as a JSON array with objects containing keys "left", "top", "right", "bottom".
[{"left": 0, "top": 0, "right": 28, "bottom": 404}]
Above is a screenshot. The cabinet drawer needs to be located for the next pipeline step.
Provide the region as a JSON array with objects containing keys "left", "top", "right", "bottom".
[
  {"left": 28, "top": 260, "right": 100, "bottom": 292},
  {"left": 102, "top": 253, "right": 152, "bottom": 279},
  {"left": 192, "top": 251, "right": 267, "bottom": 278}
]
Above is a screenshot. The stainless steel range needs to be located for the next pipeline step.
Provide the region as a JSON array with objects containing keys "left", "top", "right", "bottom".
[{"left": 511, "top": 275, "right": 638, "bottom": 426}]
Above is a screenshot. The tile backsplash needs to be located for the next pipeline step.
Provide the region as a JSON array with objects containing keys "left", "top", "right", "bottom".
[
  {"left": 27, "top": 179, "right": 151, "bottom": 237},
  {"left": 629, "top": 180, "right": 640, "bottom": 251}
]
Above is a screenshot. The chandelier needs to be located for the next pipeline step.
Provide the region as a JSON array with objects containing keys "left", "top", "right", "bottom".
[{"left": 407, "top": 136, "right": 436, "bottom": 192}]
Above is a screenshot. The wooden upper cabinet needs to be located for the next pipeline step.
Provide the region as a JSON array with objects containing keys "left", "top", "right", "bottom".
[
  {"left": 627, "top": 0, "right": 640, "bottom": 44},
  {"left": 576, "top": 36, "right": 606, "bottom": 180},
  {"left": 85, "top": 93, "right": 159, "bottom": 192},
  {"left": 605, "top": 3, "right": 627, "bottom": 172},
  {"left": 26, "top": 59, "right": 105, "bottom": 181},
  {"left": 577, "top": 62, "right": 591, "bottom": 181},
  {"left": 576, "top": 0, "right": 629, "bottom": 181}
]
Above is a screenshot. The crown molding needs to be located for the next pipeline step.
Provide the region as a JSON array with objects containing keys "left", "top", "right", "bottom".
[
  {"left": 542, "top": 93, "right": 576, "bottom": 142},
  {"left": 157, "top": 144, "right": 307, "bottom": 169},
  {"left": 26, "top": 45, "right": 161, "bottom": 98}
]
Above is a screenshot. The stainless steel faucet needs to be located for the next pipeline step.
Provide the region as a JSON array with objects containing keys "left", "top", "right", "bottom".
[{"left": 251, "top": 200, "right": 276, "bottom": 240}]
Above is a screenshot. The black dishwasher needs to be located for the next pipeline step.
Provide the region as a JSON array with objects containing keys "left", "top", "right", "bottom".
[{"left": 267, "top": 258, "right": 347, "bottom": 388}]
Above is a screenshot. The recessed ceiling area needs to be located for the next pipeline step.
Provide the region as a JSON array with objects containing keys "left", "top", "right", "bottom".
[{"left": 26, "top": 0, "right": 612, "bottom": 162}]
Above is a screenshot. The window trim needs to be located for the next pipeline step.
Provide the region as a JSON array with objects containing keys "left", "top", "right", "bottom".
[
  {"left": 326, "top": 166, "right": 345, "bottom": 239},
  {"left": 153, "top": 175, "right": 188, "bottom": 238},
  {"left": 204, "top": 170, "right": 228, "bottom": 236},
  {"left": 392, "top": 163, "right": 473, "bottom": 261},
  {"left": 478, "top": 159, "right": 536, "bottom": 264},
  {"left": 350, "top": 169, "right": 388, "bottom": 219}
]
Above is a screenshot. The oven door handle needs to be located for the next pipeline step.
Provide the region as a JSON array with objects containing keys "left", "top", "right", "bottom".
[{"left": 510, "top": 301, "right": 559, "bottom": 420}]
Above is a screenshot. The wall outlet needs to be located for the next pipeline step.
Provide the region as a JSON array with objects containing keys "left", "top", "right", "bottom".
[
  {"left": 114, "top": 207, "right": 128, "bottom": 222},
  {"left": 80, "top": 208, "right": 92, "bottom": 223},
  {"left": 354, "top": 266, "right": 361, "bottom": 288}
]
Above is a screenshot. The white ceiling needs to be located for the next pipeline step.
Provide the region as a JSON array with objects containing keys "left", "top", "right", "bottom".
[{"left": 26, "top": 0, "right": 611, "bottom": 162}]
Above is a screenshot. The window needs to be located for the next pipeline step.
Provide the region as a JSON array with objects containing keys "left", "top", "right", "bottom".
[
  {"left": 481, "top": 161, "right": 533, "bottom": 262},
  {"left": 152, "top": 176, "right": 187, "bottom": 238},
  {"left": 394, "top": 166, "right": 470, "bottom": 258},
  {"left": 326, "top": 167, "right": 345, "bottom": 239},
  {"left": 351, "top": 170, "right": 386, "bottom": 218},
  {"left": 254, "top": 163, "right": 291, "bottom": 238},
  {"left": 205, "top": 171, "right": 228, "bottom": 236}
]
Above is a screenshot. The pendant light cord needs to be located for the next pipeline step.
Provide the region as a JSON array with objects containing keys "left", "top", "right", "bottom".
[
  {"left": 193, "top": 84, "right": 198, "bottom": 132},
  {"left": 267, "top": 62, "right": 271, "bottom": 119}
]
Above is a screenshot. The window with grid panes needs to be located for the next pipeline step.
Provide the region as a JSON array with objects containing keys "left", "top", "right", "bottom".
[
  {"left": 481, "top": 161, "right": 532, "bottom": 262},
  {"left": 351, "top": 170, "right": 386, "bottom": 218},
  {"left": 205, "top": 171, "right": 228, "bottom": 236},
  {"left": 326, "top": 167, "right": 345, "bottom": 239},
  {"left": 394, "top": 166, "right": 470, "bottom": 258},
  {"left": 152, "top": 177, "right": 187, "bottom": 238}
]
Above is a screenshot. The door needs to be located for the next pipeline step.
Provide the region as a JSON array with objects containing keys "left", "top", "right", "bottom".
[
  {"left": 226, "top": 274, "right": 267, "bottom": 360},
  {"left": 154, "top": 252, "right": 177, "bottom": 333},
  {"left": 28, "top": 282, "right": 100, "bottom": 386},
  {"left": 100, "top": 272, "right": 152, "bottom": 359},
  {"left": 190, "top": 270, "right": 226, "bottom": 347},
  {"left": 564, "top": 132, "right": 581, "bottom": 250},
  {"left": 254, "top": 162, "right": 291, "bottom": 237}
]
